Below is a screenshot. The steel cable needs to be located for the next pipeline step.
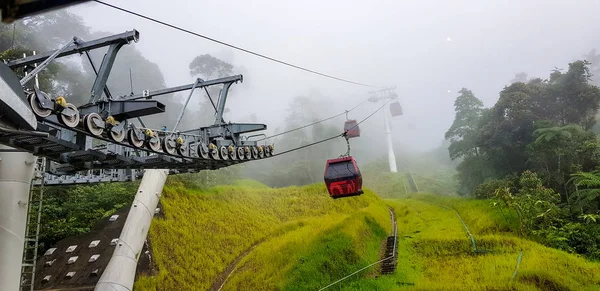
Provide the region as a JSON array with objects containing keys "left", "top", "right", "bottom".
[
  {"left": 92, "top": 0, "right": 381, "bottom": 88},
  {"left": 268, "top": 99, "right": 392, "bottom": 158},
  {"left": 258, "top": 97, "right": 372, "bottom": 142}
]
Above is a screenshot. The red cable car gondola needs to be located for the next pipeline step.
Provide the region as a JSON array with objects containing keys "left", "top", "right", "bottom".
[
  {"left": 390, "top": 101, "right": 403, "bottom": 117},
  {"left": 324, "top": 156, "right": 363, "bottom": 199},
  {"left": 343, "top": 119, "right": 360, "bottom": 138}
]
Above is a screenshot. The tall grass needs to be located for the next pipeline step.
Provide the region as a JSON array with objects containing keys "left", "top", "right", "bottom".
[
  {"left": 385, "top": 197, "right": 600, "bottom": 290},
  {"left": 221, "top": 202, "right": 392, "bottom": 290},
  {"left": 134, "top": 178, "right": 600, "bottom": 291},
  {"left": 134, "top": 181, "right": 389, "bottom": 291}
]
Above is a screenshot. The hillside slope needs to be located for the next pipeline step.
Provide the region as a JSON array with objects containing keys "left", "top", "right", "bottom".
[
  {"left": 134, "top": 180, "right": 600, "bottom": 291},
  {"left": 134, "top": 180, "right": 392, "bottom": 291},
  {"left": 369, "top": 195, "right": 600, "bottom": 291}
]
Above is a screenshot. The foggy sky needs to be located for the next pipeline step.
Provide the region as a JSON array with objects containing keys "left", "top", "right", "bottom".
[{"left": 67, "top": 0, "right": 600, "bottom": 152}]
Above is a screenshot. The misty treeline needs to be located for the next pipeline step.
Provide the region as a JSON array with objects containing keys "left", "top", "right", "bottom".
[{"left": 446, "top": 57, "right": 600, "bottom": 260}]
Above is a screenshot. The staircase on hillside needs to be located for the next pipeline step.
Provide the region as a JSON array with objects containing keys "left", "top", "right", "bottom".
[
  {"left": 381, "top": 207, "right": 398, "bottom": 275},
  {"left": 405, "top": 172, "right": 419, "bottom": 192},
  {"left": 20, "top": 157, "right": 46, "bottom": 291},
  {"left": 380, "top": 235, "right": 398, "bottom": 275}
]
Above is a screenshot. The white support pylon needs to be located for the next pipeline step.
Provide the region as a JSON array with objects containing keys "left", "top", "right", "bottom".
[
  {"left": 383, "top": 107, "right": 397, "bottom": 173},
  {"left": 0, "top": 146, "right": 36, "bottom": 291},
  {"left": 95, "top": 169, "right": 169, "bottom": 291}
]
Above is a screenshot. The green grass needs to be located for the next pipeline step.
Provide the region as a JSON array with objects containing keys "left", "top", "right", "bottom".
[
  {"left": 222, "top": 202, "right": 391, "bottom": 291},
  {"left": 381, "top": 195, "right": 600, "bottom": 291},
  {"left": 134, "top": 180, "right": 391, "bottom": 291},
  {"left": 134, "top": 179, "right": 600, "bottom": 291}
]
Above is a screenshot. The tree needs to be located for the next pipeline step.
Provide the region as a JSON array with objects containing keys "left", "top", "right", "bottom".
[
  {"left": 0, "top": 11, "right": 93, "bottom": 100},
  {"left": 445, "top": 88, "right": 484, "bottom": 160},
  {"left": 526, "top": 124, "right": 587, "bottom": 190},
  {"left": 452, "top": 59, "right": 600, "bottom": 260},
  {"left": 543, "top": 61, "right": 600, "bottom": 129},
  {"left": 495, "top": 171, "right": 561, "bottom": 236},
  {"left": 453, "top": 60, "right": 600, "bottom": 197},
  {"left": 189, "top": 54, "right": 233, "bottom": 80},
  {"left": 0, "top": 10, "right": 169, "bottom": 115},
  {"left": 183, "top": 54, "right": 235, "bottom": 128},
  {"left": 567, "top": 170, "right": 600, "bottom": 214},
  {"left": 477, "top": 83, "right": 538, "bottom": 178}
]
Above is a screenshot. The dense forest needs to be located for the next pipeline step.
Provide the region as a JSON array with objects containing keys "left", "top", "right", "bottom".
[{"left": 446, "top": 58, "right": 600, "bottom": 260}]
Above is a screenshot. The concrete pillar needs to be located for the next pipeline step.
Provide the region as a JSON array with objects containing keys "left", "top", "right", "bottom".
[
  {"left": 95, "top": 169, "right": 169, "bottom": 291},
  {"left": 0, "top": 146, "right": 36, "bottom": 291}
]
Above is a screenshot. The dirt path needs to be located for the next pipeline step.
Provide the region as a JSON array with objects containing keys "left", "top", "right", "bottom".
[{"left": 209, "top": 240, "right": 264, "bottom": 291}]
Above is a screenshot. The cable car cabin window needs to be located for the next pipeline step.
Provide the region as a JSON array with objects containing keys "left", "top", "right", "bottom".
[
  {"left": 325, "top": 160, "right": 359, "bottom": 181},
  {"left": 343, "top": 119, "right": 360, "bottom": 138},
  {"left": 324, "top": 157, "right": 363, "bottom": 198},
  {"left": 390, "top": 102, "right": 403, "bottom": 117}
]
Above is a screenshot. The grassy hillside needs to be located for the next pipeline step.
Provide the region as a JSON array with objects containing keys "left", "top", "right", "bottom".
[
  {"left": 134, "top": 179, "right": 600, "bottom": 291},
  {"left": 134, "top": 180, "right": 392, "bottom": 291},
  {"left": 376, "top": 195, "right": 600, "bottom": 291}
]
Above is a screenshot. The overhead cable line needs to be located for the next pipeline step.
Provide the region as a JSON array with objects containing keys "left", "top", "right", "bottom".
[
  {"left": 270, "top": 99, "right": 392, "bottom": 157},
  {"left": 92, "top": 0, "right": 380, "bottom": 88},
  {"left": 259, "top": 97, "right": 370, "bottom": 141},
  {"left": 261, "top": 112, "right": 346, "bottom": 141}
]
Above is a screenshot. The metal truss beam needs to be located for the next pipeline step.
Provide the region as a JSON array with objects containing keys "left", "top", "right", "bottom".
[
  {"left": 118, "top": 75, "right": 243, "bottom": 101},
  {"left": 6, "top": 30, "right": 139, "bottom": 68},
  {"left": 78, "top": 100, "right": 166, "bottom": 120}
]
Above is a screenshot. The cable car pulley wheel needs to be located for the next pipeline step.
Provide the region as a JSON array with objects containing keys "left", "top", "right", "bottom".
[
  {"left": 162, "top": 136, "right": 177, "bottom": 155},
  {"left": 109, "top": 126, "right": 126, "bottom": 143},
  {"left": 83, "top": 112, "right": 104, "bottom": 136},
  {"left": 257, "top": 146, "right": 264, "bottom": 158},
  {"left": 147, "top": 134, "right": 161, "bottom": 152},
  {"left": 197, "top": 143, "right": 210, "bottom": 159},
  {"left": 209, "top": 144, "right": 220, "bottom": 160},
  {"left": 177, "top": 143, "right": 188, "bottom": 156},
  {"left": 219, "top": 146, "right": 229, "bottom": 160},
  {"left": 251, "top": 146, "right": 258, "bottom": 159},
  {"left": 127, "top": 128, "right": 144, "bottom": 148},
  {"left": 244, "top": 147, "right": 252, "bottom": 159},
  {"left": 59, "top": 103, "right": 80, "bottom": 128},
  {"left": 28, "top": 93, "right": 52, "bottom": 118},
  {"left": 229, "top": 146, "right": 238, "bottom": 160},
  {"left": 237, "top": 147, "right": 245, "bottom": 160}
]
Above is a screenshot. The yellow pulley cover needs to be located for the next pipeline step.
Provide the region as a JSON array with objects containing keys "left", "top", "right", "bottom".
[
  {"left": 105, "top": 116, "right": 117, "bottom": 126},
  {"left": 55, "top": 96, "right": 67, "bottom": 107}
]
